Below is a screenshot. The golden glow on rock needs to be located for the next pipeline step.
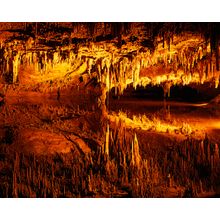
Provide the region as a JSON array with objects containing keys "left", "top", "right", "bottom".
[{"left": 1, "top": 31, "right": 219, "bottom": 98}]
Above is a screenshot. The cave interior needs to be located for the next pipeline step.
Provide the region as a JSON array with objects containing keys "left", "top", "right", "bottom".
[{"left": 0, "top": 22, "right": 220, "bottom": 198}]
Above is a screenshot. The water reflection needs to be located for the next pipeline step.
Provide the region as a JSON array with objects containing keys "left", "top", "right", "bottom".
[
  {"left": 109, "top": 98, "right": 220, "bottom": 136},
  {"left": 0, "top": 95, "right": 220, "bottom": 197}
]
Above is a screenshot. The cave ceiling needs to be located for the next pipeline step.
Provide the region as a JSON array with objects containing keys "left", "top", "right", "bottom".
[{"left": 0, "top": 22, "right": 220, "bottom": 96}]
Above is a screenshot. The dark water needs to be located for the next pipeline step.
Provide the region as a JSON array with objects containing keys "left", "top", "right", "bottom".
[{"left": 1, "top": 95, "right": 220, "bottom": 197}]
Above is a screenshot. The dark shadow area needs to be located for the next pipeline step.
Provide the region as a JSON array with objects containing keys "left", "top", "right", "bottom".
[{"left": 110, "top": 83, "right": 220, "bottom": 103}]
